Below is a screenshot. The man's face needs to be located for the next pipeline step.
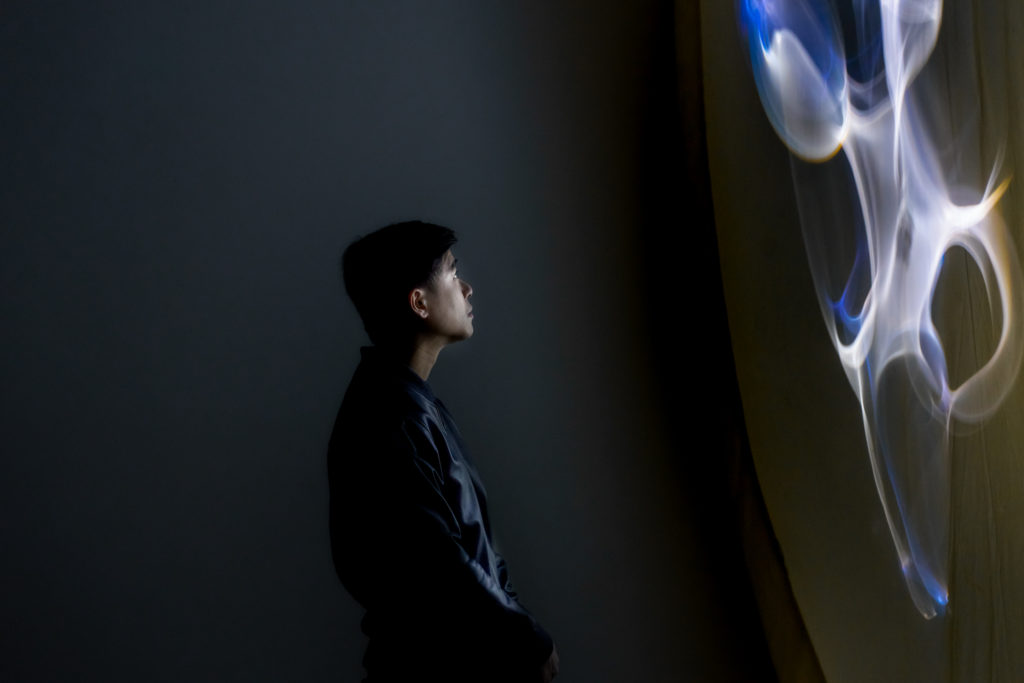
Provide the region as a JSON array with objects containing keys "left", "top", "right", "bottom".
[{"left": 423, "top": 249, "right": 474, "bottom": 343}]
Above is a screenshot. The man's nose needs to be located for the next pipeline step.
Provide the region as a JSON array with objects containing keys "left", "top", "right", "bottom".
[{"left": 462, "top": 280, "right": 473, "bottom": 298}]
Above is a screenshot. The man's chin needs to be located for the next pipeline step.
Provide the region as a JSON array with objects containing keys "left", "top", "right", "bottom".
[{"left": 447, "top": 327, "right": 473, "bottom": 344}]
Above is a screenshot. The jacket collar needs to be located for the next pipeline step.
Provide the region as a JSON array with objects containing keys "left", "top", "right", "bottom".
[{"left": 359, "top": 345, "right": 436, "bottom": 403}]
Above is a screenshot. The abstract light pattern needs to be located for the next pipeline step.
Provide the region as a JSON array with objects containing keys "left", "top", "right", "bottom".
[{"left": 738, "top": 0, "right": 1024, "bottom": 618}]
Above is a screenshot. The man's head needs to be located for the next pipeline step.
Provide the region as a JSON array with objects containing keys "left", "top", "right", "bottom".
[{"left": 342, "top": 221, "right": 473, "bottom": 349}]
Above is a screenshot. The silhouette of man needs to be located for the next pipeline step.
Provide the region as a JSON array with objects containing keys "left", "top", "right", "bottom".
[{"left": 328, "top": 221, "right": 559, "bottom": 682}]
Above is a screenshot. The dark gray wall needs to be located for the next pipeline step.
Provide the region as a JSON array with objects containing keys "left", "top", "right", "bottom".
[{"left": 2, "top": 2, "right": 769, "bottom": 681}]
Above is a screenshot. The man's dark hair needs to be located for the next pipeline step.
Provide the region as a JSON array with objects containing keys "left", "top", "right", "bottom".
[{"left": 342, "top": 220, "right": 458, "bottom": 346}]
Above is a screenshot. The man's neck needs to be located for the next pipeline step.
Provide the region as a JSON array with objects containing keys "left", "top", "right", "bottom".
[{"left": 408, "top": 336, "right": 444, "bottom": 381}]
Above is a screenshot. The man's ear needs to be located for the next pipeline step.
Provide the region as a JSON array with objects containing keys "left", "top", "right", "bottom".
[{"left": 409, "top": 287, "right": 429, "bottom": 319}]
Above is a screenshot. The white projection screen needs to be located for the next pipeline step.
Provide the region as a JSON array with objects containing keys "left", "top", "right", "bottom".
[{"left": 701, "top": 1, "right": 1024, "bottom": 681}]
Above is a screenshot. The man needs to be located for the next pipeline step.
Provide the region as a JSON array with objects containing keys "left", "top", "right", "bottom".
[{"left": 328, "top": 221, "right": 559, "bottom": 682}]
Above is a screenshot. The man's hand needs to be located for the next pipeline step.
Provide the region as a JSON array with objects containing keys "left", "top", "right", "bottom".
[{"left": 540, "top": 644, "right": 559, "bottom": 682}]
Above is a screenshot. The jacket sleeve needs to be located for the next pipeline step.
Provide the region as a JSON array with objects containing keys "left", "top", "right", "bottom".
[
  {"left": 378, "top": 419, "right": 554, "bottom": 671},
  {"left": 496, "top": 552, "right": 518, "bottom": 600}
]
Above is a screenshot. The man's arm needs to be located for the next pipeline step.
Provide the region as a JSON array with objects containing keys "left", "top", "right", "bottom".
[
  {"left": 387, "top": 420, "right": 555, "bottom": 675},
  {"left": 399, "top": 421, "right": 552, "bottom": 667},
  {"left": 329, "top": 409, "right": 556, "bottom": 678},
  {"left": 496, "top": 552, "right": 518, "bottom": 600}
]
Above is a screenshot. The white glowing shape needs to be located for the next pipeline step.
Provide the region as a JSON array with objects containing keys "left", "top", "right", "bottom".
[
  {"left": 762, "top": 30, "right": 848, "bottom": 160},
  {"left": 744, "top": 0, "right": 1024, "bottom": 617},
  {"left": 745, "top": 0, "right": 849, "bottom": 161}
]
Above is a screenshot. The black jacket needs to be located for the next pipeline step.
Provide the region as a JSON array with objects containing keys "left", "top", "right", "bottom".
[{"left": 328, "top": 346, "right": 553, "bottom": 681}]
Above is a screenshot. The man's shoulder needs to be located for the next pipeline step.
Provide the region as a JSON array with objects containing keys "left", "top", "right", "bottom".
[
  {"left": 328, "top": 358, "right": 445, "bottom": 465},
  {"left": 339, "top": 360, "right": 436, "bottom": 427}
]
